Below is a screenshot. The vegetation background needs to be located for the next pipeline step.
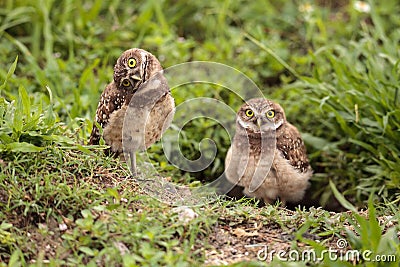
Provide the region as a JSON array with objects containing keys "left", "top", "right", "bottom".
[{"left": 0, "top": 0, "right": 399, "bottom": 266}]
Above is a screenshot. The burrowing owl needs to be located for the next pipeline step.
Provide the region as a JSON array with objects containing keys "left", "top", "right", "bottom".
[
  {"left": 224, "top": 98, "right": 312, "bottom": 206},
  {"left": 88, "top": 48, "right": 174, "bottom": 174}
]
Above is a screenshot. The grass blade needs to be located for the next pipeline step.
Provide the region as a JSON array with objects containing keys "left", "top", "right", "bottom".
[
  {"left": 0, "top": 56, "right": 18, "bottom": 91},
  {"left": 329, "top": 180, "right": 357, "bottom": 212}
]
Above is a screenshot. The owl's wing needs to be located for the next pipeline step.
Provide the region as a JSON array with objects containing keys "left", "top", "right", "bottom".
[
  {"left": 88, "top": 82, "right": 124, "bottom": 145},
  {"left": 88, "top": 124, "right": 101, "bottom": 145},
  {"left": 276, "top": 123, "right": 311, "bottom": 173}
]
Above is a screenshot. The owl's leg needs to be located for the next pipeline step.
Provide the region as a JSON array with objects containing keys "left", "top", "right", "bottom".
[
  {"left": 129, "top": 151, "right": 137, "bottom": 176},
  {"left": 262, "top": 197, "right": 275, "bottom": 205}
]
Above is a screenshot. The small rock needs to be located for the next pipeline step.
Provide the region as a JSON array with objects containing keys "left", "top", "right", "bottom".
[
  {"left": 59, "top": 223, "right": 68, "bottom": 231},
  {"left": 172, "top": 206, "right": 198, "bottom": 224},
  {"left": 113, "top": 241, "right": 129, "bottom": 255}
]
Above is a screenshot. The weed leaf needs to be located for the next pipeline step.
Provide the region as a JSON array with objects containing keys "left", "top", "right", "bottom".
[{"left": 329, "top": 180, "right": 357, "bottom": 212}]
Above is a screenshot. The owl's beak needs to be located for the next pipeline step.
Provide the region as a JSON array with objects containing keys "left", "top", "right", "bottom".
[
  {"left": 256, "top": 118, "right": 262, "bottom": 129},
  {"left": 257, "top": 117, "right": 275, "bottom": 131},
  {"left": 131, "top": 74, "right": 142, "bottom": 81}
]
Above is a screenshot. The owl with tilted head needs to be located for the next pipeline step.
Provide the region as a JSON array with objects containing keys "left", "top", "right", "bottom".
[
  {"left": 89, "top": 48, "right": 175, "bottom": 174},
  {"left": 225, "top": 98, "right": 312, "bottom": 206}
]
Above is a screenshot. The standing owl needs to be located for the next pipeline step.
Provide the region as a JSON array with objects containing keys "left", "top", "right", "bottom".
[
  {"left": 224, "top": 98, "right": 312, "bottom": 206},
  {"left": 88, "top": 48, "right": 174, "bottom": 174}
]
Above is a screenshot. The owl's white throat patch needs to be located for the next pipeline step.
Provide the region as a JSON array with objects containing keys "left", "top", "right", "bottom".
[{"left": 238, "top": 118, "right": 253, "bottom": 130}]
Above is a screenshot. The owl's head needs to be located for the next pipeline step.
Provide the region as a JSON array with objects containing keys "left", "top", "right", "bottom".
[
  {"left": 236, "top": 98, "right": 286, "bottom": 135},
  {"left": 113, "top": 48, "right": 163, "bottom": 91}
]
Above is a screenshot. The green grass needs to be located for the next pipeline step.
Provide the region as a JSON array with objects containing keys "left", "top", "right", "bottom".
[{"left": 1, "top": 0, "right": 400, "bottom": 266}]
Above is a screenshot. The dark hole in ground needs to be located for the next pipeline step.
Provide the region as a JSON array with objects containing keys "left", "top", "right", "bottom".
[{"left": 225, "top": 183, "right": 345, "bottom": 212}]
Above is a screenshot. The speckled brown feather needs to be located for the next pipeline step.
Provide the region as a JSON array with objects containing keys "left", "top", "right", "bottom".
[
  {"left": 276, "top": 122, "right": 311, "bottom": 173},
  {"left": 88, "top": 82, "right": 126, "bottom": 145}
]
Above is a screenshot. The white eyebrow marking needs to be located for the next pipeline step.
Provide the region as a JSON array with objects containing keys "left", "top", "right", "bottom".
[
  {"left": 238, "top": 118, "right": 250, "bottom": 129},
  {"left": 141, "top": 51, "right": 146, "bottom": 63}
]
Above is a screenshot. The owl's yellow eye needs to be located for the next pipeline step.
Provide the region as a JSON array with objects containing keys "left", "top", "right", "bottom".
[
  {"left": 266, "top": 110, "right": 275, "bottom": 118},
  {"left": 245, "top": 109, "right": 254, "bottom": 117},
  {"left": 122, "top": 79, "right": 131, "bottom": 87},
  {"left": 128, "top": 58, "right": 136, "bottom": 68}
]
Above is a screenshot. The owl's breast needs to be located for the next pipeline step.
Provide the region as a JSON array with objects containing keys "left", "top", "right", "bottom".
[
  {"left": 225, "top": 144, "right": 277, "bottom": 187},
  {"left": 102, "top": 92, "right": 174, "bottom": 154},
  {"left": 144, "top": 93, "right": 175, "bottom": 148}
]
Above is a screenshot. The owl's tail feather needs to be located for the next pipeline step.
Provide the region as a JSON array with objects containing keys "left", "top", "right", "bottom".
[{"left": 88, "top": 125, "right": 100, "bottom": 145}]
